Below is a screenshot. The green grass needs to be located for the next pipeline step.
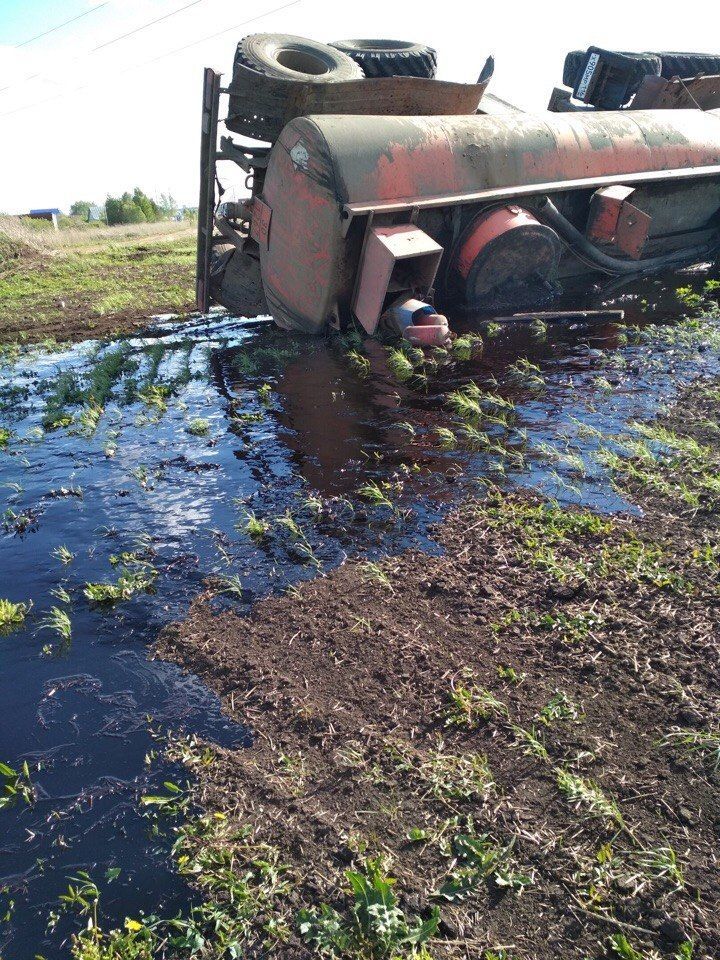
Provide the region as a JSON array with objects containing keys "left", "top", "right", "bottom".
[
  {"left": 357, "top": 480, "right": 394, "bottom": 509},
  {"left": 599, "top": 416, "right": 720, "bottom": 511},
  {"left": 386, "top": 347, "right": 416, "bottom": 383},
  {"left": 0, "top": 233, "right": 194, "bottom": 344},
  {"left": 434, "top": 426, "right": 457, "bottom": 450},
  {"left": 361, "top": 561, "right": 392, "bottom": 589},
  {"left": 347, "top": 349, "right": 370, "bottom": 377},
  {"left": 241, "top": 511, "right": 271, "bottom": 541},
  {"left": 662, "top": 727, "right": 720, "bottom": 774},
  {"left": 417, "top": 744, "right": 495, "bottom": 802},
  {"left": 38, "top": 606, "right": 72, "bottom": 642},
  {"left": 451, "top": 333, "right": 483, "bottom": 361},
  {"left": 446, "top": 680, "right": 507, "bottom": 728},
  {"left": 445, "top": 388, "right": 482, "bottom": 422},
  {"left": 136, "top": 383, "right": 172, "bottom": 412},
  {"left": 94, "top": 291, "right": 137, "bottom": 316},
  {"left": 186, "top": 417, "right": 211, "bottom": 436},
  {"left": 299, "top": 857, "right": 438, "bottom": 958},
  {"left": 0, "top": 598, "right": 30, "bottom": 631},
  {"left": 555, "top": 769, "right": 624, "bottom": 825},
  {"left": 40, "top": 346, "right": 137, "bottom": 431},
  {"left": 83, "top": 566, "right": 157, "bottom": 604},
  {"left": 0, "top": 759, "right": 34, "bottom": 811},
  {"left": 537, "top": 691, "right": 581, "bottom": 725},
  {"left": 52, "top": 545, "right": 75, "bottom": 564},
  {"left": 213, "top": 574, "right": 244, "bottom": 598}
]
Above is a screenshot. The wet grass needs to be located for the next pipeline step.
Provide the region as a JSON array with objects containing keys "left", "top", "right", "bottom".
[
  {"left": 0, "top": 231, "right": 195, "bottom": 344},
  {"left": 0, "top": 759, "right": 34, "bottom": 812},
  {"left": 83, "top": 565, "right": 157, "bottom": 604},
  {"left": 0, "top": 597, "right": 30, "bottom": 631}
]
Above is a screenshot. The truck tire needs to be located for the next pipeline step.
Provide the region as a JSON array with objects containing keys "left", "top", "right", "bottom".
[
  {"left": 657, "top": 53, "right": 720, "bottom": 78},
  {"left": 328, "top": 39, "right": 437, "bottom": 79},
  {"left": 235, "top": 34, "right": 363, "bottom": 83},
  {"left": 562, "top": 49, "right": 661, "bottom": 90},
  {"left": 210, "top": 244, "right": 268, "bottom": 318}
]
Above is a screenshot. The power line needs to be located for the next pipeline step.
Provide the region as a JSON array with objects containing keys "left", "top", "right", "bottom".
[
  {"left": 14, "top": 2, "right": 109, "bottom": 48},
  {"left": 1, "top": 0, "right": 215, "bottom": 95},
  {"left": 140, "top": 0, "right": 300, "bottom": 65},
  {"left": 90, "top": 0, "right": 208, "bottom": 52},
  {"left": 0, "top": 0, "right": 302, "bottom": 119}
]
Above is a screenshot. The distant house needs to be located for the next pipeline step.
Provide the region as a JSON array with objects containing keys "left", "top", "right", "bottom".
[{"left": 27, "top": 208, "right": 62, "bottom": 230}]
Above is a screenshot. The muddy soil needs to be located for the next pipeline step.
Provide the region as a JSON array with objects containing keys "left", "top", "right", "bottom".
[
  {"left": 0, "top": 238, "right": 196, "bottom": 345},
  {"left": 6, "top": 294, "right": 196, "bottom": 344},
  {"left": 0, "top": 250, "right": 195, "bottom": 344},
  {"left": 157, "top": 386, "right": 720, "bottom": 960},
  {"left": 1, "top": 299, "right": 195, "bottom": 345}
]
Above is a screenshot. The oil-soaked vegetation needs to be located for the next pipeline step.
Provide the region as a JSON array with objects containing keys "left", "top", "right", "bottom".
[{"left": 1, "top": 271, "right": 720, "bottom": 959}]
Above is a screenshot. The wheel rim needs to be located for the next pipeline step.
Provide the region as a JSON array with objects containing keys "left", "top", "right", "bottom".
[{"left": 275, "top": 48, "right": 331, "bottom": 75}]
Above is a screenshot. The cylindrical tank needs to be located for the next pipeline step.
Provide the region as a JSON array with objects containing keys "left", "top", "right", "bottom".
[{"left": 259, "top": 109, "right": 720, "bottom": 332}]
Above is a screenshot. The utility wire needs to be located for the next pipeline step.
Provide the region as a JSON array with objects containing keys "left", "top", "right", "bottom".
[
  {"left": 14, "top": 2, "right": 109, "bottom": 48},
  {"left": 1, "top": 0, "right": 215, "bottom": 95},
  {"left": 0, "top": 0, "right": 301, "bottom": 119},
  {"left": 91, "top": 0, "right": 208, "bottom": 52},
  {"left": 139, "top": 0, "right": 300, "bottom": 65}
]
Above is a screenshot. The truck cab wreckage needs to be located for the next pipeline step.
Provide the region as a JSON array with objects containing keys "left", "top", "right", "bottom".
[{"left": 197, "top": 36, "right": 720, "bottom": 345}]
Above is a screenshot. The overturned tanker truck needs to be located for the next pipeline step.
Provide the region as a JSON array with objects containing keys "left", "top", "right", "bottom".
[{"left": 197, "top": 35, "right": 720, "bottom": 345}]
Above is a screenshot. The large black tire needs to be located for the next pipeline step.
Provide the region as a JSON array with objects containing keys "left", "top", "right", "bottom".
[
  {"left": 657, "top": 52, "right": 720, "bottom": 78},
  {"left": 328, "top": 39, "right": 437, "bottom": 79},
  {"left": 562, "top": 49, "right": 661, "bottom": 90},
  {"left": 235, "top": 34, "right": 363, "bottom": 83},
  {"left": 210, "top": 244, "right": 268, "bottom": 318}
]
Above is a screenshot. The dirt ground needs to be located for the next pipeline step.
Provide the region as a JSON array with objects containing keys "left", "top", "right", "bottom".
[
  {"left": 0, "top": 223, "right": 196, "bottom": 344},
  {"left": 155, "top": 386, "right": 720, "bottom": 959}
]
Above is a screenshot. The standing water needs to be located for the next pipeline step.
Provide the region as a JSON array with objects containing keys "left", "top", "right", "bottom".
[{"left": 1, "top": 270, "right": 719, "bottom": 957}]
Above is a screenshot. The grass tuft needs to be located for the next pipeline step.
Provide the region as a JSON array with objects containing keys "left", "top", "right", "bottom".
[
  {"left": 0, "top": 598, "right": 30, "bottom": 632},
  {"left": 186, "top": 417, "right": 210, "bottom": 436},
  {"left": 299, "top": 857, "right": 439, "bottom": 958},
  {"left": 662, "top": 727, "right": 720, "bottom": 774}
]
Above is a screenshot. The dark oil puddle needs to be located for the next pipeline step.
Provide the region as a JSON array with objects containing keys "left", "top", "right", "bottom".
[{"left": 1, "top": 266, "right": 719, "bottom": 956}]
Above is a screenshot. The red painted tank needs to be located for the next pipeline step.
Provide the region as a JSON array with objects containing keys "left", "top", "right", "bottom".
[{"left": 258, "top": 109, "right": 720, "bottom": 332}]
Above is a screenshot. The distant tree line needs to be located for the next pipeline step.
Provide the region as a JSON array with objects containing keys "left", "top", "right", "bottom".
[
  {"left": 69, "top": 200, "right": 98, "bottom": 219},
  {"left": 105, "top": 189, "right": 176, "bottom": 225},
  {"left": 69, "top": 190, "right": 178, "bottom": 225}
]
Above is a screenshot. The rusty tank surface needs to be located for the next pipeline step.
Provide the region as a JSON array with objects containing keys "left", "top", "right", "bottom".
[{"left": 197, "top": 35, "right": 720, "bottom": 344}]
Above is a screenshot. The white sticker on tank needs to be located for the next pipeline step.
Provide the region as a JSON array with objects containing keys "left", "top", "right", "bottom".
[{"left": 290, "top": 141, "right": 309, "bottom": 171}]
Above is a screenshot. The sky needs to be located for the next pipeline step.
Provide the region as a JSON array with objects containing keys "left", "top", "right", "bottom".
[{"left": 0, "top": 0, "right": 717, "bottom": 213}]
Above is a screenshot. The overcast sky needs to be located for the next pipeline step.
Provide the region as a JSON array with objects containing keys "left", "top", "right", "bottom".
[{"left": 0, "top": 0, "right": 716, "bottom": 213}]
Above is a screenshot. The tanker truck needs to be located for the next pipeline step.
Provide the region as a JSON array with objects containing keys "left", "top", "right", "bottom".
[{"left": 196, "top": 35, "right": 720, "bottom": 345}]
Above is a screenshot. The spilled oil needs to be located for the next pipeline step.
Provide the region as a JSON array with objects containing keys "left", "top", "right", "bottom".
[{"left": 0, "top": 267, "right": 719, "bottom": 957}]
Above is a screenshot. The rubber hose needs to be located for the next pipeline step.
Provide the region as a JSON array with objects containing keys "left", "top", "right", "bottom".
[{"left": 532, "top": 196, "right": 714, "bottom": 276}]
